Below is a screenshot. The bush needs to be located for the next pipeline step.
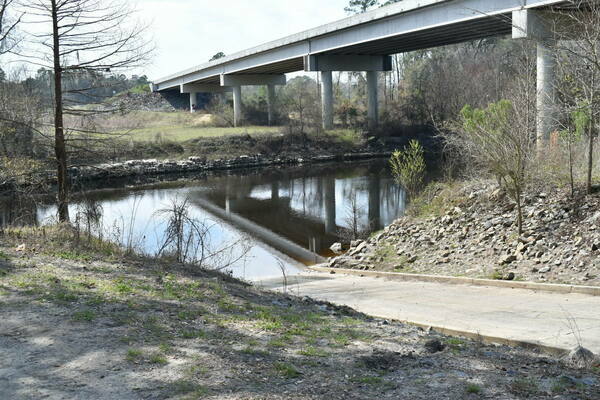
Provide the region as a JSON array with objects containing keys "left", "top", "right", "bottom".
[
  {"left": 389, "top": 139, "right": 426, "bottom": 199},
  {"left": 449, "top": 100, "right": 536, "bottom": 234}
]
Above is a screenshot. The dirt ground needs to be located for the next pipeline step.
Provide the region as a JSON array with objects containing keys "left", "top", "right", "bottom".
[{"left": 1, "top": 230, "right": 599, "bottom": 399}]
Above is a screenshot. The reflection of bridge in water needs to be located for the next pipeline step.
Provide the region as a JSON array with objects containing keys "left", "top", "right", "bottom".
[{"left": 190, "top": 163, "right": 405, "bottom": 260}]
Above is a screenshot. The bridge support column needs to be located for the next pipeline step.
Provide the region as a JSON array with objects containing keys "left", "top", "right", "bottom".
[
  {"left": 189, "top": 92, "right": 197, "bottom": 113},
  {"left": 232, "top": 86, "right": 243, "bottom": 127},
  {"left": 368, "top": 174, "right": 381, "bottom": 231},
  {"left": 323, "top": 177, "right": 336, "bottom": 234},
  {"left": 321, "top": 71, "right": 334, "bottom": 131},
  {"left": 367, "top": 71, "right": 379, "bottom": 130},
  {"left": 537, "top": 40, "right": 556, "bottom": 144},
  {"left": 221, "top": 74, "right": 287, "bottom": 127},
  {"left": 267, "top": 84, "right": 276, "bottom": 126},
  {"left": 305, "top": 55, "right": 391, "bottom": 131},
  {"left": 512, "top": 9, "right": 557, "bottom": 145}
]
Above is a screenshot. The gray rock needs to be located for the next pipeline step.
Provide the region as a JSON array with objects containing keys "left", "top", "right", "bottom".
[
  {"left": 563, "top": 346, "right": 597, "bottom": 369},
  {"left": 424, "top": 339, "right": 445, "bottom": 353},
  {"left": 329, "top": 242, "right": 343, "bottom": 254},
  {"left": 499, "top": 254, "right": 517, "bottom": 265},
  {"left": 539, "top": 266, "right": 551, "bottom": 273}
]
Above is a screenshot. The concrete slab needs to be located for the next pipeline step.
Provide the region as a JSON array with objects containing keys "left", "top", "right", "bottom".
[{"left": 255, "top": 272, "right": 600, "bottom": 354}]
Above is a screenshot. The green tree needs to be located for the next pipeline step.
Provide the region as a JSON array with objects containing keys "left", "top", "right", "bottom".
[
  {"left": 210, "top": 52, "right": 226, "bottom": 62},
  {"left": 345, "top": 0, "right": 379, "bottom": 14}
]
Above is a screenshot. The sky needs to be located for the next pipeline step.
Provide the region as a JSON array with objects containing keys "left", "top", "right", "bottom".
[{"left": 138, "top": 0, "right": 350, "bottom": 80}]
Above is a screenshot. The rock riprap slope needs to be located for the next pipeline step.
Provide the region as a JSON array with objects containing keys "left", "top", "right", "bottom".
[{"left": 330, "top": 183, "right": 600, "bottom": 286}]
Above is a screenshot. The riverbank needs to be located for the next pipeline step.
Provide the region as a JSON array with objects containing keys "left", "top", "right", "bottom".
[
  {"left": 1, "top": 227, "right": 598, "bottom": 399},
  {"left": 328, "top": 180, "right": 600, "bottom": 287},
  {"left": 1, "top": 147, "right": 394, "bottom": 197}
]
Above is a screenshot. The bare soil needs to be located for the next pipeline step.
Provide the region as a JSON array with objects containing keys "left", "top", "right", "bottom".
[{"left": 1, "top": 229, "right": 599, "bottom": 399}]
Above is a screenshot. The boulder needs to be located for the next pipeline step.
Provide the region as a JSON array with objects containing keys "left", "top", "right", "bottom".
[
  {"left": 329, "top": 242, "right": 343, "bottom": 254},
  {"left": 499, "top": 254, "right": 517, "bottom": 265},
  {"left": 563, "top": 346, "right": 597, "bottom": 369}
]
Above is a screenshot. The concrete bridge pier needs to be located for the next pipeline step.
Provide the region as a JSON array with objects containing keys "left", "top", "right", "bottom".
[
  {"left": 232, "top": 86, "right": 243, "bottom": 127},
  {"left": 367, "top": 71, "right": 379, "bottom": 131},
  {"left": 536, "top": 39, "right": 557, "bottom": 144},
  {"left": 180, "top": 83, "right": 233, "bottom": 114},
  {"left": 267, "top": 84, "right": 276, "bottom": 126},
  {"left": 368, "top": 174, "right": 381, "bottom": 231},
  {"left": 513, "top": 9, "right": 557, "bottom": 144},
  {"left": 305, "top": 55, "right": 391, "bottom": 131},
  {"left": 189, "top": 92, "right": 198, "bottom": 113},
  {"left": 321, "top": 71, "right": 334, "bottom": 130},
  {"left": 323, "top": 177, "right": 336, "bottom": 234},
  {"left": 221, "top": 74, "right": 287, "bottom": 127}
]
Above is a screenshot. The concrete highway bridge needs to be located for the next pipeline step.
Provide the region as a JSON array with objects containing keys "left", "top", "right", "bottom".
[{"left": 151, "top": 0, "right": 579, "bottom": 141}]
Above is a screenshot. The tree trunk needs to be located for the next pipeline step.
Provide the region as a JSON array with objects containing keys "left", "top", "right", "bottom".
[
  {"left": 516, "top": 189, "right": 523, "bottom": 236},
  {"left": 51, "top": 0, "right": 69, "bottom": 222},
  {"left": 588, "top": 114, "right": 595, "bottom": 194}
]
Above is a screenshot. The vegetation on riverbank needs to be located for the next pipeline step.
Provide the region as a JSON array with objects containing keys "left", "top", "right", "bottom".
[{"left": 1, "top": 226, "right": 599, "bottom": 399}]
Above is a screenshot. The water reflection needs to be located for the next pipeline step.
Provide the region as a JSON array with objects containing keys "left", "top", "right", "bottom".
[{"left": 0, "top": 160, "right": 405, "bottom": 279}]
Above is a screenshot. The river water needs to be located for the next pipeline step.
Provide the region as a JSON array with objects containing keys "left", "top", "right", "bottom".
[{"left": 0, "top": 160, "right": 405, "bottom": 280}]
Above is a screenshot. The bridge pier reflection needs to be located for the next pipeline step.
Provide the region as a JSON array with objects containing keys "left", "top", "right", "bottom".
[{"left": 368, "top": 173, "right": 381, "bottom": 231}]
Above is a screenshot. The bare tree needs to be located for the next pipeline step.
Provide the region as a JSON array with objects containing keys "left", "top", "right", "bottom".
[
  {"left": 551, "top": 1, "right": 600, "bottom": 194},
  {"left": 19, "top": 0, "right": 153, "bottom": 222},
  {"left": 0, "top": 0, "right": 20, "bottom": 55},
  {"left": 447, "top": 48, "right": 537, "bottom": 235}
]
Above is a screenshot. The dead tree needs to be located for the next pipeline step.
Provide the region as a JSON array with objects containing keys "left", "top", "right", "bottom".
[
  {"left": 20, "top": 0, "right": 153, "bottom": 222},
  {"left": 552, "top": 1, "right": 600, "bottom": 194},
  {"left": 0, "top": 0, "right": 20, "bottom": 55}
]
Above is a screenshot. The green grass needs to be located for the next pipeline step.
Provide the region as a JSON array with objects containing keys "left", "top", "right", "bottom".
[
  {"left": 0, "top": 251, "right": 9, "bottom": 260},
  {"left": 126, "top": 348, "right": 143, "bottom": 362},
  {"left": 51, "top": 251, "right": 92, "bottom": 262},
  {"left": 95, "top": 111, "right": 364, "bottom": 145},
  {"left": 149, "top": 353, "right": 168, "bottom": 365},
  {"left": 129, "top": 125, "right": 281, "bottom": 142},
  {"left": 72, "top": 309, "right": 96, "bottom": 322},
  {"left": 466, "top": 383, "right": 482, "bottom": 394},
  {"left": 273, "top": 362, "right": 301, "bottom": 379},
  {"left": 297, "top": 346, "right": 329, "bottom": 357}
]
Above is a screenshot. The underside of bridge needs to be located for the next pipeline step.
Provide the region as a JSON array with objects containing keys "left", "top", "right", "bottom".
[{"left": 151, "top": 0, "right": 576, "bottom": 138}]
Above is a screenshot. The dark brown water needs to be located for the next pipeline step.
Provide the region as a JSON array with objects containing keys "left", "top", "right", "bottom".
[{"left": 0, "top": 160, "right": 405, "bottom": 280}]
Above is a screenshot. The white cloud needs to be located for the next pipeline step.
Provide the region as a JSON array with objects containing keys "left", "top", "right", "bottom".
[{"left": 136, "top": 0, "right": 349, "bottom": 79}]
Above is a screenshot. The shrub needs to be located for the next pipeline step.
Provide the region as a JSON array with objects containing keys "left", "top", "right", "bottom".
[{"left": 389, "top": 139, "right": 426, "bottom": 199}]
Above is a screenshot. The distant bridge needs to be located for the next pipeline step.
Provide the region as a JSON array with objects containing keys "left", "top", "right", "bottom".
[{"left": 151, "top": 0, "right": 576, "bottom": 141}]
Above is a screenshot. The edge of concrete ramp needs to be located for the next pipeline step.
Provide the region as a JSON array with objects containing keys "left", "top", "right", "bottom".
[{"left": 309, "top": 266, "right": 600, "bottom": 297}]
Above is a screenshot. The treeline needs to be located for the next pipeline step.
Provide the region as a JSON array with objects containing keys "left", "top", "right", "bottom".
[{"left": 0, "top": 68, "right": 150, "bottom": 108}]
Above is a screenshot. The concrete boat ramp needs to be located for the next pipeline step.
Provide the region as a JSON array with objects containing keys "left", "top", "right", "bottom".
[{"left": 255, "top": 271, "right": 600, "bottom": 355}]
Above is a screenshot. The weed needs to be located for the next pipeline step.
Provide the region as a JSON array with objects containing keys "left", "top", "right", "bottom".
[
  {"left": 298, "top": 346, "right": 329, "bottom": 357},
  {"left": 53, "top": 290, "right": 78, "bottom": 303},
  {"left": 180, "top": 329, "right": 206, "bottom": 339},
  {"left": 72, "top": 310, "right": 96, "bottom": 322},
  {"left": 466, "top": 383, "right": 482, "bottom": 394},
  {"left": 113, "top": 278, "right": 134, "bottom": 294},
  {"left": 52, "top": 251, "right": 92, "bottom": 262},
  {"left": 350, "top": 376, "right": 383, "bottom": 385},
  {"left": 171, "top": 379, "right": 209, "bottom": 398},
  {"left": 149, "top": 354, "right": 168, "bottom": 365},
  {"left": 126, "top": 348, "right": 143, "bottom": 362},
  {"left": 510, "top": 378, "right": 538, "bottom": 396},
  {"left": 241, "top": 347, "right": 269, "bottom": 357},
  {"left": 273, "top": 362, "right": 301, "bottom": 379}
]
